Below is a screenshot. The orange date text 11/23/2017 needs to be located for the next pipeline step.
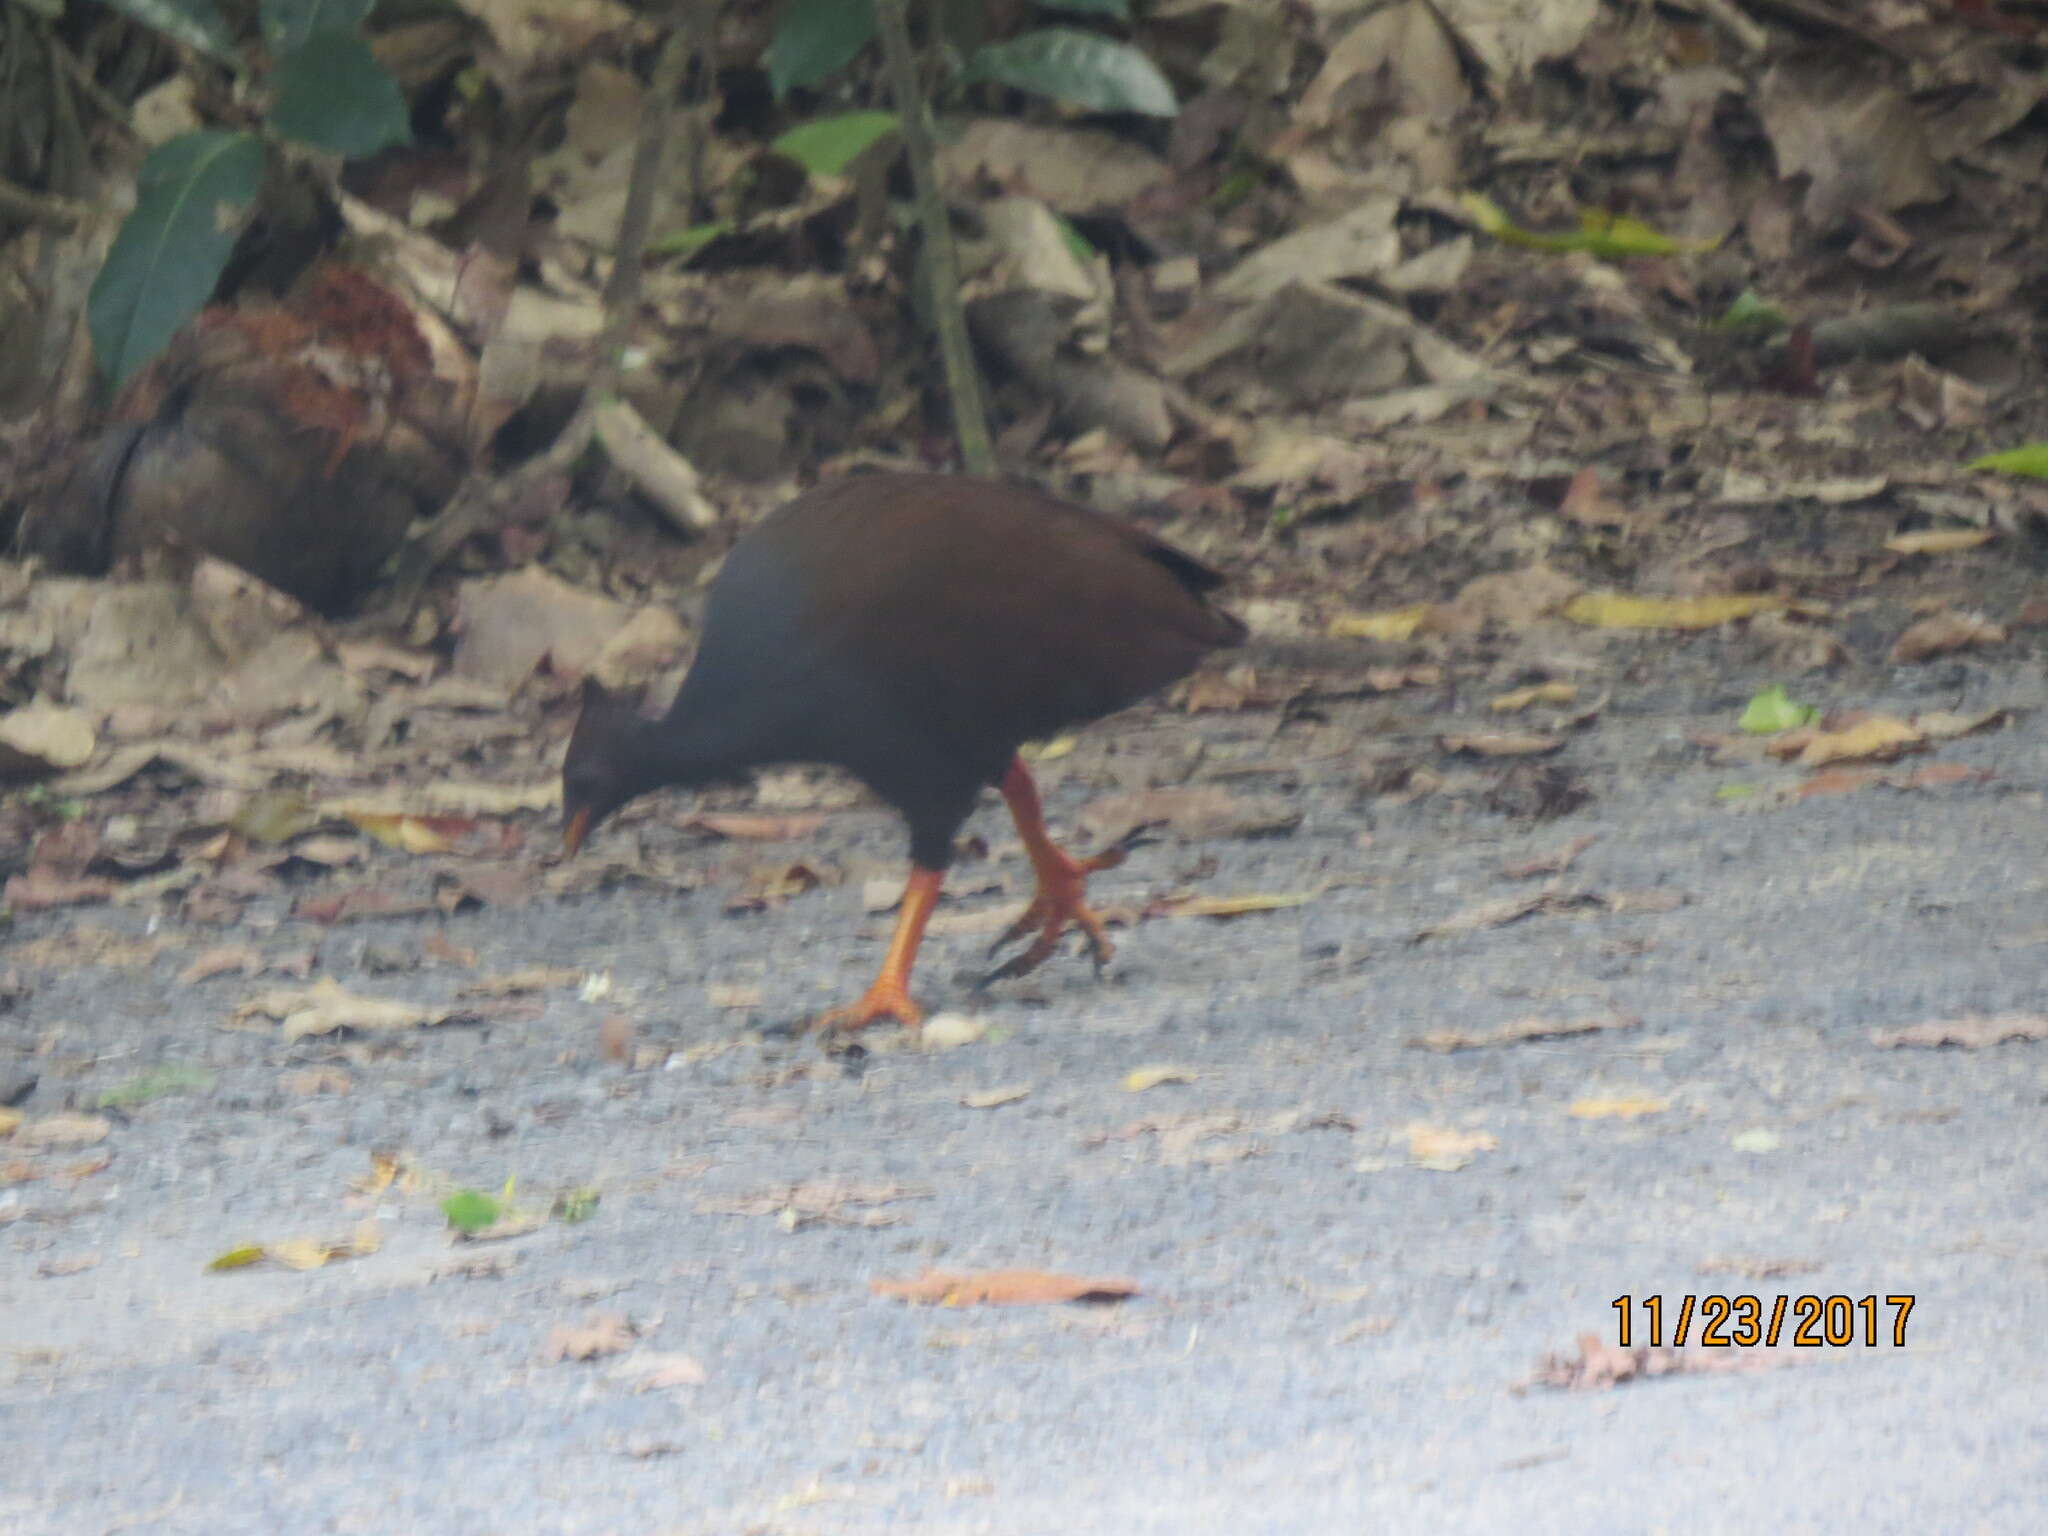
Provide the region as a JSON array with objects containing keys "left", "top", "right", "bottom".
[{"left": 1611, "top": 1294, "right": 1915, "bottom": 1349}]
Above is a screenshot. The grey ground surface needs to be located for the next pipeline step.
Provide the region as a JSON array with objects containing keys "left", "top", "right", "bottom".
[{"left": 5, "top": 641, "right": 2046, "bottom": 1536}]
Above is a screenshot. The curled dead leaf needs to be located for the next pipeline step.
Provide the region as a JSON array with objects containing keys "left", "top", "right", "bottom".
[{"left": 871, "top": 1269, "right": 1140, "bottom": 1306}]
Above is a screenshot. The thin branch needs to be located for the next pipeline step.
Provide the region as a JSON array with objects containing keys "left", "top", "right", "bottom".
[{"left": 875, "top": 0, "right": 994, "bottom": 475}]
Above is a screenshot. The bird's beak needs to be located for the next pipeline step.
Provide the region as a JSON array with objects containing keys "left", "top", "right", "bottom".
[{"left": 562, "top": 806, "right": 592, "bottom": 857}]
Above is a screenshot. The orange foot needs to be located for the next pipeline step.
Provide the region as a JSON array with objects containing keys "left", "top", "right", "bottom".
[
  {"left": 816, "top": 980, "right": 925, "bottom": 1035},
  {"left": 986, "top": 843, "right": 1125, "bottom": 982}
]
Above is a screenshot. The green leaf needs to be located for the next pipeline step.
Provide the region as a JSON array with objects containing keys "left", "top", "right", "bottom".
[
  {"left": 1462, "top": 192, "right": 1712, "bottom": 258},
  {"left": 442, "top": 1189, "right": 501, "bottom": 1234},
  {"left": 769, "top": 0, "right": 877, "bottom": 97},
  {"left": 98, "top": 1064, "right": 214, "bottom": 1108},
  {"left": 649, "top": 218, "right": 736, "bottom": 259},
  {"left": 1714, "top": 784, "right": 1757, "bottom": 800},
  {"left": 89, "top": 130, "right": 265, "bottom": 388},
  {"left": 260, "top": 0, "right": 375, "bottom": 48},
  {"left": 1967, "top": 443, "right": 2048, "bottom": 478},
  {"left": 1738, "top": 684, "right": 1815, "bottom": 735},
  {"left": 1037, "top": 0, "right": 1132, "bottom": 16},
  {"left": 967, "top": 28, "right": 1177, "bottom": 117},
  {"left": 554, "top": 1188, "right": 601, "bottom": 1223},
  {"left": 270, "top": 33, "right": 411, "bottom": 158},
  {"left": 208, "top": 1245, "right": 267, "bottom": 1271},
  {"left": 1053, "top": 212, "right": 1097, "bottom": 264},
  {"left": 772, "top": 111, "right": 901, "bottom": 178},
  {"left": 101, "top": 0, "right": 236, "bottom": 61},
  {"left": 1714, "top": 289, "right": 1788, "bottom": 334}
]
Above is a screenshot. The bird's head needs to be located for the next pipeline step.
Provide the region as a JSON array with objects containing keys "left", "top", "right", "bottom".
[{"left": 560, "top": 677, "right": 651, "bottom": 856}]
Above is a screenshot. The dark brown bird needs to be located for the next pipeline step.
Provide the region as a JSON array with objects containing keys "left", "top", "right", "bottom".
[{"left": 560, "top": 472, "right": 1244, "bottom": 1031}]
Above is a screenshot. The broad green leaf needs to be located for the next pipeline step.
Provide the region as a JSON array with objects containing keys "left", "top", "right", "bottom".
[
  {"left": 1738, "top": 684, "right": 1815, "bottom": 735},
  {"left": 1463, "top": 192, "right": 1712, "bottom": 258},
  {"left": 1967, "top": 443, "right": 2048, "bottom": 478},
  {"left": 1038, "top": 0, "right": 1131, "bottom": 16},
  {"left": 98, "top": 1064, "right": 214, "bottom": 1107},
  {"left": 101, "top": 0, "right": 235, "bottom": 60},
  {"left": 89, "top": 130, "right": 265, "bottom": 388},
  {"left": 968, "top": 28, "right": 1177, "bottom": 117},
  {"left": 260, "top": 0, "right": 374, "bottom": 48},
  {"left": 769, "top": 0, "right": 877, "bottom": 97},
  {"left": 442, "top": 1189, "right": 500, "bottom": 1234},
  {"left": 772, "top": 111, "right": 900, "bottom": 178},
  {"left": 271, "top": 33, "right": 411, "bottom": 157},
  {"left": 649, "top": 218, "right": 735, "bottom": 259},
  {"left": 1714, "top": 289, "right": 1787, "bottom": 333}
]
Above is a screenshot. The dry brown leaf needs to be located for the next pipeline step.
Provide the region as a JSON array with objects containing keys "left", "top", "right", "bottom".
[
  {"left": 1327, "top": 605, "right": 1430, "bottom": 641},
  {"left": 232, "top": 976, "right": 460, "bottom": 1040},
  {"left": 1885, "top": 528, "right": 1994, "bottom": 555},
  {"left": 1406, "top": 1124, "right": 1496, "bottom": 1171},
  {"left": 598, "top": 1014, "right": 634, "bottom": 1064},
  {"left": 1490, "top": 683, "right": 1578, "bottom": 712},
  {"left": 1411, "top": 1014, "right": 1638, "bottom": 1052},
  {"left": 697, "top": 1181, "right": 928, "bottom": 1227},
  {"left": 1441, "top": 732, "right": 1563, "bottom": 757},
  {"left": 347, "top": 810, "right": 464, "bottom": 854},
  {"left": 1791, "top": 716, "right": 1925, "bottom": 768},
  {"left": 1913, "top": 708, "right": 2008, "bottom": 740},
  {"left": 177, "top": 945, "right": 262, "bottom": 984},
  {"left": 1890, "top": 610, "right": 2006, "bottom": 663},
  {"left": 1077, "top": 786, "right": 1300, "bottom": 845},
  {"left": 607, "top": 1351, "right": 707, "bottom": 1391},
  {"left": 545, "top": 1312, "right": 639, "bottom": 1362},
  {"left": 1563, "top": 591, "right": 1782, "bottom": 629},
  {"left": 1871, "top": 1014, "right": 2048, "bottom": 1049},
  {"left": 1569, "top": 1094, "right": 1669, "bottom": 1120},
  {"left": 2, "top": 870, "right": 119, "bottom": 911},
  {"left": 1147, "top": 891, "right": 1317, "bottom": 920},
  {"left": 281, "top": 1068, "right": 352, "bottom": 1096},
  {"left": 961, "top": 1084, "right": 1031, "bottom": 1109},
  {"left": 291, "top": 884, "right": 436, "bottom": 924},
  {"left": 13, "top": 1113, "right": 111, "bottom": 1148},
  {"left": 460, "top": 966, "right": 582, "bottom": 996},
  {"left": 1500, "top": 835, "right": 1597, "bottom": 879},
  {"left": 1123, "top": 1065, "right": 1198, "bottom": 1091},
  {"left": 871, "top": 1269, "right": 1140, "bottom": 1306},
  {"left": 0, "top": 700, "right": 97, "bottom": 778}
]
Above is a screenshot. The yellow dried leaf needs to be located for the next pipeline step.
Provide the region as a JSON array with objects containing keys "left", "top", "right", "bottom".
[
  {"left": 1569, "top": 1094, "right": 1669, "bottom": 1120},
  {"left": 1407, "top": 1125, "right": 1497, "bottom": 1171},
  {"left": 1328, "top": 605, "right": 1430, "bottom": 641},
  {"left": 1153, "top": 891, "right": 1316, "bottom": 918},
  {"left": 1563, "top": 591, "right": 1782, "bottom": 630},
  {"left": 0, "top": 1108, "right": 22, "bottom": 1137},
  {"left": 1490, "top": 683, "right": 1578, "bottom": 711},
  {"left": 1795, "top": 716, "right": 1924, "bottom": 768},
  {"left": 961, "top": 1085, "right": 1031, "bottom": 1109},
  {"left": 1124, "top": 1066, "right": 1197, "bottom": 1091},
  {"left": 1885, "top": 528, "right": 1993, "bottom": 555},
  {"left": 348, "top": 812, "right": 455, "bottom": 854},
  {"left": 267, "top": 1238, "right": 334, "bottom": 1271}
]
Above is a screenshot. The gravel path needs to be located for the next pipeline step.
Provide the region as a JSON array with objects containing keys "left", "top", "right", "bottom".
[{"left": 4, "top": 652, "right": 2045, "bottom": 1535}]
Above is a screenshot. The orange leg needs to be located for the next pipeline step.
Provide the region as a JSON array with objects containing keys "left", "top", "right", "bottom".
[
  {"left": 817, "top": 864, "right": 943, "bottom": 1033},
  {"left": 987, "top": 756, "right": 1124, "bottom": 982}
]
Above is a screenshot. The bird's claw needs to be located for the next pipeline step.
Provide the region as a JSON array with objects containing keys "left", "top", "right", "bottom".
[
  {"left": 815, "top": 982, "right": 924, "bottom": 1036},
  {"left": 983, "top": 845, "right": 1122, "bottom": 984}
]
